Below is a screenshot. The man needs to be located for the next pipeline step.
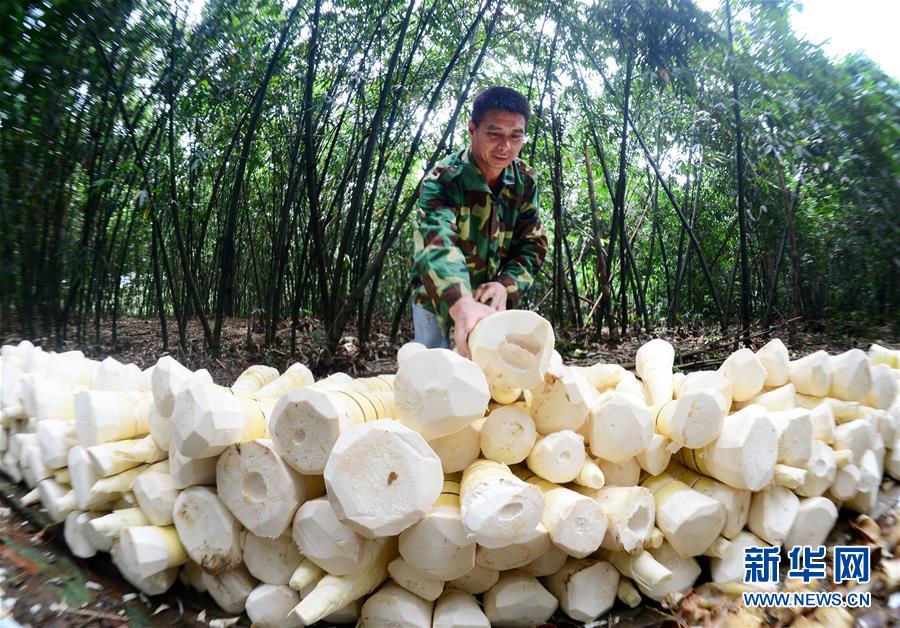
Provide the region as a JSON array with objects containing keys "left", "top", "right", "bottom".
[{"left": 412, "top": 85, "right": 548, "bottom": 357}]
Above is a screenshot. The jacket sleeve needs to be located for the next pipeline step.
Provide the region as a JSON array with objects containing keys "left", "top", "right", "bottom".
[
  {"left": 413, "top": 169, "right": 472, "bottom": 316},
  {"left": 497, "top": 176, "right": 548, "bottom": 307}
]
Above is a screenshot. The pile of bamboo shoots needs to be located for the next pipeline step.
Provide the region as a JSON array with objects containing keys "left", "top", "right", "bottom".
[{"left": 1, "top": 313, "right": 898, "bottom": 626}]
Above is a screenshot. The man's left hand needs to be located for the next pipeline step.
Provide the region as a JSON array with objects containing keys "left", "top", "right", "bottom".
[{"left": 474, "top": 281, "right": 508, "bottom": 312}]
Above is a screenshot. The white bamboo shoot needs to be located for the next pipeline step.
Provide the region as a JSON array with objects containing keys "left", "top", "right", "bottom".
[{"left": 324, "top": 419, "right": 443, "bottom": 538}]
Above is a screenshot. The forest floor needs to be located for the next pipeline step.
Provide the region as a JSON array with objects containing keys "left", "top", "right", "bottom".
[
  {"left": 1, "top": 315, "right": 898, "bottom": 627},
  {"left": 1, "top": 314, "right": 896, "bottom": 384}
]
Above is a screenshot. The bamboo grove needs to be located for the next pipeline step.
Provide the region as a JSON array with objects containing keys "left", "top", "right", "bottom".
[{"left": 1, "top": 0, "right": 897, "bottom": 359}]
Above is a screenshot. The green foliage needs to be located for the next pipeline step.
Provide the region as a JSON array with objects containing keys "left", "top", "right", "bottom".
[{"left": 0, "top": 0, "right": 896, "bottom": 348}]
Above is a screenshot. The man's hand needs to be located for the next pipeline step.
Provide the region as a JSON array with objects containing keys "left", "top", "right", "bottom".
[
  {"left": 449, "top": 296, "right": 495, "bottom": 359},
  {"left": 473, "top": 281, "right": 508, "bottom": 312}
]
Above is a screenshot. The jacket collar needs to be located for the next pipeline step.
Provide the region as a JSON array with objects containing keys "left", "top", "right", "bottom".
[{"left": 460, "top": 147, "right": 517, "bottom": 190}]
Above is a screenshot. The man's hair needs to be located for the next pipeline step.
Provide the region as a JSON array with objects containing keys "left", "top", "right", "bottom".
[{"left": 471, "top": 86, "right": 531, "bottom": 127}]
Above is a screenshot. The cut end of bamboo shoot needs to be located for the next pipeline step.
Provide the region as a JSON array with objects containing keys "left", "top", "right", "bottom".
[
  {"left": 469, "top": 310, "right": 555, "bottom": 391},
  {"left": 324, "top": 419, "right": 443, "bottom": 538},
  {"left": 216, "top": 438, "right": 306, "bottom": 538}
]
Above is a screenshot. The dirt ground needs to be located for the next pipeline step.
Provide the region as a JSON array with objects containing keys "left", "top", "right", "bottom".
[
  {"left": 1, "top": 315, "right": 898, "bottom": 626},
  {"left": 1, "top": 314, "right": 896, "bottom": 384}
]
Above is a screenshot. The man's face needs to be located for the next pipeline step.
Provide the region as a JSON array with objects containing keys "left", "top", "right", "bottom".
[{"left": 467, "top": 109, "right": 527, "bottom": 180}]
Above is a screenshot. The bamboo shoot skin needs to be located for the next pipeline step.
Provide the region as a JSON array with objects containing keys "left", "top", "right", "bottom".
[
  {"left": 292, "top": 496, "right": 365, "bottom": 576},
  {"left": 358, "top": 581, "right": 434, "bottom": 627},
  {"left": 428, "top": 419, "right": 482, "bottom": 473},
  {"left": 245, "top": 584, "right": 302, "bottom": 628},
  {"left": 756, "top": 338, "right": 791, "bottom": 387},
  {"left": 172, "top": 487, "right": 243, "bottom": 574},
  {"left": 543, "top": 558, "right": 619, "bottom": 622},
  {"left": 243, "top": 531, "right": 301, "bottom": 585},
  {"left": 718, "top": 348, "right": 767, "bottom": 402},
  {"left": 448, "top": 564, "right": 500, "bottom": 595},
  {"left": 387, "top": 557, "right": 444, "bottom": 601},
  {"left": 790, "top": 351, "right": 832, "bottom": 397},
  {"left": 483, "top": 570, "right": 559, "bottom": 628},
  {"left": 475, "top": 523, "right": 551, "bottom": 571},
  {"left": 641, "top": 542, "right": 702, "bottom": 603},
  {"left": 116, "top": 525, "right": 188, "bottom": 580},
  {"left": 397, "top": 480, "right": 476, "bottom": 580},
  {"left": 785, "top": 497, "right": 838, "bottom": 549},
  {"left": 432, "top": 589, "right": 490, "bottom": 628},
  {"left": 393, "top": 348, "right": 490, "bottom": 440},
  {"left": 588, "top": 392, "right": 653, "bottom": 463},
  {"left": 635, "top": 338, "right": 676, "bottom": 410},
  {"left": 200, "top": 564, "right": 259, "bottom": 614}
]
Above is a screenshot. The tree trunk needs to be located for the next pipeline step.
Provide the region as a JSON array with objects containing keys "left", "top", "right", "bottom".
[
  {"left": 325, "top": 0, "right": 502, "bottom": 356},
  {"left": 213, "top": 0, "right": 304, "bottom": 355},
  {"left": 329, "top": 0, "right": 416, "bottom": 323},
  {"left": 361, "top": 0, "right": 492, "bottom": 340},
  {"left": 584, "top": 147, "right": 610, "bottom": 340},
  {"left": 611, "top": 52, "right": 634, "bottom": 338},
  {"left": 773, "top": 158, "right": 803, "bottom": 341},
  {"left": 726, "top": 0, "right": 752, "bottom": 347},
  {"left": 580, "top": 43, "right": 726, "bottom": 330},
  {"left": 150, "top": 222, "right": 169, "bottom": 350}
]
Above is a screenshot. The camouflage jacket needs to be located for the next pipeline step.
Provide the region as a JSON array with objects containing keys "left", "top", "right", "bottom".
[{"left": 412, "top": 147, "right": 548, "bottom": 330}]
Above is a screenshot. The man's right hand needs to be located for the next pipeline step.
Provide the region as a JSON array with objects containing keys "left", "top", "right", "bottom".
[{"left": 449, "top": 296, "right": 495, "bottom": 359}]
